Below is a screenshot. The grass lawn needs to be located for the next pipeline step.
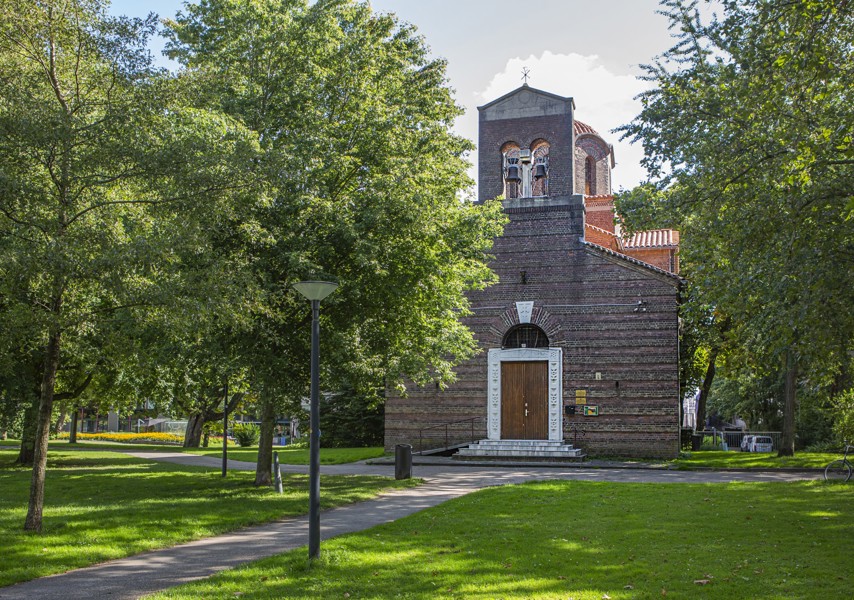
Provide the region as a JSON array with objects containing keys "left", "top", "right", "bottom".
[
  {"left": 0, "top": 447, "right": 417, "bottom": 587},
  {"left": 674, "top": 450, "right": 836, "bottom": 470},
  {"left": 150, "top": 479, "right": 854, "bottom": 600}
]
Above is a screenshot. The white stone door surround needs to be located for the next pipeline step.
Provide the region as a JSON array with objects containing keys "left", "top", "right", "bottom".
[{"left": 487, "top": 347, "right": 563, "bottom": 441}]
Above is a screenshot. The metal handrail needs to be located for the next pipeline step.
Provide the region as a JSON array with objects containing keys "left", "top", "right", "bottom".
[{"left": 417, "top": 417, "right": 484, "bottom": 454}]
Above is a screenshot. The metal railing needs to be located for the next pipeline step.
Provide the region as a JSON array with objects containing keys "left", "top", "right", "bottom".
[
  {"left": 417, "top": 417, "right": 484, "bottom": 455},
  {"left": 696, "top": 429, "right": 782, "bottom": 451}
]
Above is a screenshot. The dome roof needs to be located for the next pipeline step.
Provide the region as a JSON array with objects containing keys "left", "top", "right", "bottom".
[{"left": 574, "top": 120, "right": 598, "bottom": 136}]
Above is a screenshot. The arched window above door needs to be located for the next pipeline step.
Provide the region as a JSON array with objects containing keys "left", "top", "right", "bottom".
[{"left": 502, "top": 324, "right": 549, "bottom": 349}]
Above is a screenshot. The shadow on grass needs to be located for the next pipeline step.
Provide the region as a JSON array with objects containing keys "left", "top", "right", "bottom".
[
  {"left": 0, "top": 449, "right": 410, "bottom": 588},
  {"left": 675, "top": 450, "right": 836, "bottom": 469},
  {"left": 153, "top": 480, "right": 854, "bottom": 600}
]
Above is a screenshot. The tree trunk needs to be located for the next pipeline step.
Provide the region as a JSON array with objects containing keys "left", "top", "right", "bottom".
[
  {"left": 183, "top": 413, "right": 205, "bottom": 447},
  {"left": 778, "top": 350, "right": 797, "bottom": 457},
  {"left": 52, "top": 407, "right": 68, "bottom": 436},
  {"left": 696, "top": 348, "right": 718, "bottom": 430},
  {"left": 255, "top": 395, "right": 276, "bottom": 486},
  {"left": 16, "top": 396, "right": 40, "bottom": 465},
  {"left": 24, "top": 329, "right": 62, "bottom": 532},
  {"left": 69, "top": 408, "right": 78, "bottom": 443}
]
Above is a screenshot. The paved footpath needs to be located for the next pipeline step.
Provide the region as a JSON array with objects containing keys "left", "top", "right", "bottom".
[{"left": 0, "top": 453, "right": 818, "bottom": 600}]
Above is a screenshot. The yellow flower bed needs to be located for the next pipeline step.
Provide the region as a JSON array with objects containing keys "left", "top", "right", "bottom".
[{"left": 56, "top": 432, "right": 183, "bottom": 445}]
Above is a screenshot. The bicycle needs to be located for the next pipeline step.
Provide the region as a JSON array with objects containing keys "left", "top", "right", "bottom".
[{"left": 824, "top": 443, "right": 852, "bottom": 482}]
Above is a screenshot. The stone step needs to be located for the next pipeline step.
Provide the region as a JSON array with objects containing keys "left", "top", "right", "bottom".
[
  {"left": 456, "top": 448, "right": 586, "bottom": 458},
  {"left": 472, "top": 440, "right": 570, "bottom": 449},
  {"left": 461, "top": 445, "right": 579, "bottom": 453},
  {"left": 455, "top": 439, "right": 586, "bottom": 460}
]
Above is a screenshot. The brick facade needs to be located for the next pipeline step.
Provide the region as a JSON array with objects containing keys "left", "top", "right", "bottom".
[
  {"left": 584, "top": 196, "right": 618, "bottom": 232},
  {"left": 384, "top": 86, "right": 682, "bottom": 459}
]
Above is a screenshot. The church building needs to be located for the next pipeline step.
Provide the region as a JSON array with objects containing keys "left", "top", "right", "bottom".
[{"left": 384, "top": 85, "right": 682, "bottom": 459}]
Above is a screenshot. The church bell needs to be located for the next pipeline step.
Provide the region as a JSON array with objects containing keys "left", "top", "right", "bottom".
[
  {"left": 534, "top": 162, "right": 547, "bottom": 178},
  {"left": 505, "top": 164, "right": 521, "bottom": 181}
]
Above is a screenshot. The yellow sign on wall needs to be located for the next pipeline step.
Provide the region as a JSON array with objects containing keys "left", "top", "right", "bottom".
[{"left": 575, "top": 389, "right": 587, "bottom": 405}]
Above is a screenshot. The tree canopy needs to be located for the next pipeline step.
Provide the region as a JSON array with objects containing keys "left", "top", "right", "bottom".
[
  {"left": 617, "top": 0, "right": 854, "bottom": 453},
  {"left": 0, "top": 0, "right": 262, "bottom": 529},
  {"left": 161, "top": 0, "right": 506, "bottom": 478},
  {"left": 1, "top": 0, "right": 505, "bottom": 523}
]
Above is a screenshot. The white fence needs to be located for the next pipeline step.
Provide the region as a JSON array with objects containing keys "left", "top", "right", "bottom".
[{"left": 697, "top": 430, "right": 782, "bottom": 451}]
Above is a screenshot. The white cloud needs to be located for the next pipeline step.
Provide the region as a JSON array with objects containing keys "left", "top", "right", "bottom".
[{"left": 475, "top": 52, "right": 650, "bottom": 191}]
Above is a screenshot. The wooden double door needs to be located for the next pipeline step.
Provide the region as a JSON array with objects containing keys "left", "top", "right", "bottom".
[{"left": 500, "top": 361, "right": 549, "bottom": 439}]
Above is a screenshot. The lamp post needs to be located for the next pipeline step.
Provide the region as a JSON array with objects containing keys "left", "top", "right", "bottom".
[
  {"left": 292, "top": 280, "right": 338, "bottom": 560},
  {"left": 222, "top": 379, "right": 228, "bottom": 478}
]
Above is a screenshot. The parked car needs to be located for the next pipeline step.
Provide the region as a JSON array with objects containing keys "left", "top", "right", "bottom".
[
  {"left": 750, "top": 436, "right": 773, "bottom": 452},
  {"left": 740, "top": 435, "right": 754, "bottom": 452}
]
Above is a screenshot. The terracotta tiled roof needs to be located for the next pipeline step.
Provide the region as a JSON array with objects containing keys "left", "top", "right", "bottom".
[
  {"left": 581, "top": 240, "right": 682, "bottom": 281},
  {"left": 574, "top": 120, "right": 598, "bottom": 136},
  {"left": 585, "top": 223, "right": 623, "bottom": 252},
  {"left": 623, "top": 229, "right": 680, "bottom": 249}
]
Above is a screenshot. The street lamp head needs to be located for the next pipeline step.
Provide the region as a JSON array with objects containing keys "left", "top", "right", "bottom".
[{"left": 292, "top": 280, "right": 338, "bottom": 301}]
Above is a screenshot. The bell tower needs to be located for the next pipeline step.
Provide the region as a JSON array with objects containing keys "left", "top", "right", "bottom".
[{"left": 477, "top": 85, "right": 576, "bottom": 202}]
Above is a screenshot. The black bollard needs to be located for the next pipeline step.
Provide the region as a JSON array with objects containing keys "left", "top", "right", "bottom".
[{"left": 395, "top": 444, "right": 412, "bottom": 480}]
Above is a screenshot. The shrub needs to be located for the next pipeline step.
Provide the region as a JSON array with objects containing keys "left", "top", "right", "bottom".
[
  {"left": 232, "top": 423, "right": 260, "bottom": 447},
  {"left": 832, "top": 389, "right": 854, "bottom": 444},
  {"left": 319, "top": 386, "right": 384, "bottom": 448},
  {"left": 699, "top": 435, "right": 726, "bottom": 451},
  {"left": 804, "top": 440, "right": 843, "bottom": 453}
]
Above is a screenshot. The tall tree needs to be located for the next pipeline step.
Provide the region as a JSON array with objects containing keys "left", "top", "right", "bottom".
[
  {"left": 618, "top": 0, "right": 854, "bottom": 455},
  {"left": 0, "top": 0, "right": 260, "bottom": 530},
  {"left": 165, "top": 0, "right": 506, "bottom": 482}
]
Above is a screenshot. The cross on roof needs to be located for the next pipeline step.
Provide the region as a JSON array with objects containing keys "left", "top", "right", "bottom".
[{"left": 521, "top": 67, "right": 531, "bottom": 84}]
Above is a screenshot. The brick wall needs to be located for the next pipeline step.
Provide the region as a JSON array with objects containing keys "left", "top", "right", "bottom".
[
  {"left": 623, "top": 248, "right": 678, "bottom": 273},
  {"left": 584, "top": 196, "right": 617, "bottom": 232},
  {"left": 385, "top": 196, "right": 682, "bottom": 459}
]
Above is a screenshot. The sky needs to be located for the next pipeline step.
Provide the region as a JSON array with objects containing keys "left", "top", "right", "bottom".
[{"left": 109, "top": 0, "right": 678, "bottom": 191}]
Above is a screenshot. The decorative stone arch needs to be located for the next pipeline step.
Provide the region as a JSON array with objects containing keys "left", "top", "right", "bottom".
[{"left": 484, "top": 303, "right": 563, "bottom": 347}]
